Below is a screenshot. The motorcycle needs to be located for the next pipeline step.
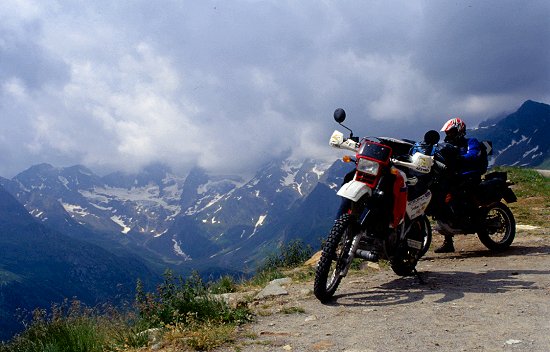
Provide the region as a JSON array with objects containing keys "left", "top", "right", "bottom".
[
  {"left": 313, "top": 108, "right": 439, "bottom": 303},
  {"left": 428, "top": 141, "right": 518, "bottom": 251}
]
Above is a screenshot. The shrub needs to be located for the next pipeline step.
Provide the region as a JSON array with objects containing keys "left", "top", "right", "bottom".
[
  {"left": 249, "top": 240, "right": 313, "bottom": 287},
  {"left": 135, "top": 270, "right": 250, "bottom": 329},
  {"left": 2, "top": 271, "right": 252, "bottom": 352},
  {"left": 207, "top": 275, "right": 238, "bottom": 294},
  {"left": 0, "top": 300, "right": 119, "bottom": 352},
  {"left": 257, "top": 239, "right": 313, "bottom": 273}
]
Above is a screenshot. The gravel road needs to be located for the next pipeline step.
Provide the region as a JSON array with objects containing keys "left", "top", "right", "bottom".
[{"left": 234, "top": 230, "right": 550, "bottom": 352}]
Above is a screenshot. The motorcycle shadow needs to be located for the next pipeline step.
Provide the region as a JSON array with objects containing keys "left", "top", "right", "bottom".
[
  {"left": 422, "top": 243, "right": 550, "bottom": 260},
  {"left": 329, "top": 244, "right": 550, "bottom": 307}
]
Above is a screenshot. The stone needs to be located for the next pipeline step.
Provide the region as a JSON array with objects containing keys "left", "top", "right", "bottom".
[
  {"left": 304, "top": 251, "right": 322, "bottom": 266},
  {"left": 255, "top": 281, "right": 289, "bottom": 299}
]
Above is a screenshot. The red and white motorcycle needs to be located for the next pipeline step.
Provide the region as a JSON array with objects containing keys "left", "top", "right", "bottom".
[{"left": 314, "top": 108, "right": 439, "bottom": 303}]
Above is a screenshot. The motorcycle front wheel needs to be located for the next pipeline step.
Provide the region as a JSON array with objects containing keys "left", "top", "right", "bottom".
[
  {"left": 314, "top": 214, "right": 354, "bottom": 303},
  {"left": 477, "top": 202, "right": 516, "bottom": 251}
]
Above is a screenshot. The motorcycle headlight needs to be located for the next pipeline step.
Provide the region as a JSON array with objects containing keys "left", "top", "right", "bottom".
[{"left": 357, "top": 158, "right": 379, "bottom": 176}]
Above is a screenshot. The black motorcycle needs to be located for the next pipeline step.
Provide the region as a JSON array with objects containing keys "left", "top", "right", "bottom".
[{"left": 428, "top": 142, "right": 517, "bottom": 251}]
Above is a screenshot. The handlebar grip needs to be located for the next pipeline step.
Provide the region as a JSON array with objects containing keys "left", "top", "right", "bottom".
[{"left": 434, "top": 160, "right": 447, "bottom": 172}]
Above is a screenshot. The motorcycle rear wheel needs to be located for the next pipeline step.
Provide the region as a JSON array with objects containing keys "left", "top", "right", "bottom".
[
  {"left": 418, "top": 215, "right": 432, "bottom": 258},
  {"left": 477, "top": 202, "right": 516, "bottom": 251},
  {"left": 390, "top": 257, "right": 416, "bottom": 276},
  {"left": 314, "top": 214, "right": 353, "bottom": 303},
  {"left": 391, "top": 216, "right": 430, "bottom": 276}
]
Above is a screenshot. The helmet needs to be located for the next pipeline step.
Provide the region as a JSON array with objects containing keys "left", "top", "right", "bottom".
[{"left": 441, "top": 117, "right": 466, "bottom": 140}]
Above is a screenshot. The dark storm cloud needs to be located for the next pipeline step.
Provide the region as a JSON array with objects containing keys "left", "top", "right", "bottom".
[{"left": 414, "top": 0, "right": 550, "bottom": 95}]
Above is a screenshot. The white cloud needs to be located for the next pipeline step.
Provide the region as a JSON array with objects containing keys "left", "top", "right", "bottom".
[{"left": 0, "top": 0, "right": 548, "bottom": 177}]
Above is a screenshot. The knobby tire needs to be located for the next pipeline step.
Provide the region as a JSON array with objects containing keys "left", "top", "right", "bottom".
[{"left": 314, "top": 214, "right": 352, "bottom": 303}]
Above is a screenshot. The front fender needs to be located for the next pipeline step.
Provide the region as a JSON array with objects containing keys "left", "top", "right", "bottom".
[{"left": 337, "top": 180, "right": 372, "bottom": 202}]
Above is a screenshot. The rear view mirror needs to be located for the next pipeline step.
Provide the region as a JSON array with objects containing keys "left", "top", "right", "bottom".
[
  {"left": 334, "top": 108, "right": 346, "bottom": 123},
  {"left": 424, "top": 130, "right": 440, "bottom": 145}
]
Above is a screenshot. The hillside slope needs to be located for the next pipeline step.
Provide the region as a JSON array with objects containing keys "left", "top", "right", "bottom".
[{"left": 0, "top": 185, "right": 156, "bottom": 341}]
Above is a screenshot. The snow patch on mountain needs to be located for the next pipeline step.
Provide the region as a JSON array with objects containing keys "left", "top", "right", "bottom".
[
  {"left": 255, "top": 214, "right": 267, "bottom": 227},
  {"left": 186, "top": 193, "right": 224, "bottom": 215},
  {"left": 522, "top": 146, "right": 539, "bottom": 158},
  {"left": 89, "top": 203, "right": 112, "bottom": 211},
  {"left": 202, "top": 216, "right": 221, "bottom": 224},
  {"left": 249, "top": 214, "right": 267, "bottom": 238},
  {"left": 58, "top": 176, "right": 70, "bottom": 190},
  {"left": 497, "top": 135, "right": 528, "bottom": 155},
  {"left": 281, "top": 172, "right": 303, "bottom": 195},
  {"left": 80, "top": 185, "right": 181, "bottom": 218},
  {"left": 62, "top": 202, "right": 90, "bottom": 218},
  {"left": 110, "top": 215, "right": 131, "bottom": 234},
  {"left": 29, "top": 208, "right": 45, "bottom": 220},
  {"left": 280, "top": 160, "right": 305, "bottom": 195},
  {"left": 312, "top": 164, "right": 330, "bottom": 178},
  {"left": 172, "top": 239, "right": 192, "bottom": 261}
]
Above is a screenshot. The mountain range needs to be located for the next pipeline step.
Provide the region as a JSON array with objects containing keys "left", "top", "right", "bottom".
[
  {"left": 0, "top": 99, "right": 548, "bottom": 340},
  {"left": 0, "top": 158, "right": 350, "bottom": 272},
  {"left": 469, "top": 100, "right": 550, "bottom": 168}
]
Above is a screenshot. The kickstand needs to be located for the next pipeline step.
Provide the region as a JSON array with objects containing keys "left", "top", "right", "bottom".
[{"left": 413, "top": 268, "right": 426, "bottom": 285}]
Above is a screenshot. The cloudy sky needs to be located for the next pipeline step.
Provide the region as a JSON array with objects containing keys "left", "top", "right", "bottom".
[{"left": 1, "top": 0, "right": 549, "bottom": 178}]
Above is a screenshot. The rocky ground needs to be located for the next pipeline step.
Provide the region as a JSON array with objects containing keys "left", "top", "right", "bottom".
[{"left": 228, "top": 227, "right": 550, "bottom": 352}]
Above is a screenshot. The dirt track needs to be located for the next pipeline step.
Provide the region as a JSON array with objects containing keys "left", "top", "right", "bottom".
[{"left": 235, "top": 230, "right": 550, "bottom": 351}]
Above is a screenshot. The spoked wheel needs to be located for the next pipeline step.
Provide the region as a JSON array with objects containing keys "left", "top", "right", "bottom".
[
  {"left": 418, "top": 215, "right": 432, "bottom": 258},
  {"left": 314, "top": 214, "right": 354, "bottom": 303},
  {"left": 477, "top": 202, "right": 516, "bottom": 251},
  {"left": 390, "top": 217, "right": 430, "bottom": 276}
]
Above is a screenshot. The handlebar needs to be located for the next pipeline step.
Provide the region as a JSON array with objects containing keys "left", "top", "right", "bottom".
[
  {"left": 392, "top": 152, "right": 434, "bottom": 174},
  {"left": 330, "top": 129, "right": 443, "bottom": 175}
]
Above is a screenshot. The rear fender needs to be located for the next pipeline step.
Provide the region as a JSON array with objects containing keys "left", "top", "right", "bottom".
[
  {"left": 478, "top": 177, "right": 516, "bottom": 204},
  {"left": 503, "top": 188, "right": 517, "bottom": 203}
]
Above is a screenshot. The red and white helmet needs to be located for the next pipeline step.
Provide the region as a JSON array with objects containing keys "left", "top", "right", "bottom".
[{"left": 441, "top": 117, "right": 466, "bottom": 137}]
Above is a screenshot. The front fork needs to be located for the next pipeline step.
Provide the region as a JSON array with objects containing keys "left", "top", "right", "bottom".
[
  {"left": 340, "top": 233, "right": 362, "bottom": 277},
  {"left": 339, "top": 204, "right": 380, "bottom": 277}
]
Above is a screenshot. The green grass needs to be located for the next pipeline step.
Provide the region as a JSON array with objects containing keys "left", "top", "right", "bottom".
[
  {"left": 281, "top": 306, "right": 306, "bottom": 314},
  {"left": 135, "top": 270, "right": 251, "bottom": 329},
  {"left": 0, "top": 300, "right": 141, "bottom": 352},
  {"left": 207, "top": 275, "right": 239, "bottom": 294},
  {"left": 495, "top": 167, "right": 550, "bottom": 197},
  {"left": 0, "top": 240, "right": 317, "bottom": 351},
  {"left": 535, "top": 158, "right": 550, "bottom": 170},
  {"left": 492, "top": 167, "right": 550, "bottom": 227},
  {"left": 1, "top": 270, "right": 254, "bottom": 352},
  {"left": 248, "top": 240, "right": 313, "bottom": 288}
]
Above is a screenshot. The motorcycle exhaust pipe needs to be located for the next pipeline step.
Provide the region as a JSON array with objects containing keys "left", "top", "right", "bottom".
[{"left": 356, "top": 249, "right": 379, "bottom": 262}]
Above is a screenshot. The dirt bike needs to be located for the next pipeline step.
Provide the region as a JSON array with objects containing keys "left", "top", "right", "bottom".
[
  {"left": 428, "top": 141, "right": 518, "bottom": 251},
  {"left": 313, "top": 108, "right": 439, "bottom": 303}
]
